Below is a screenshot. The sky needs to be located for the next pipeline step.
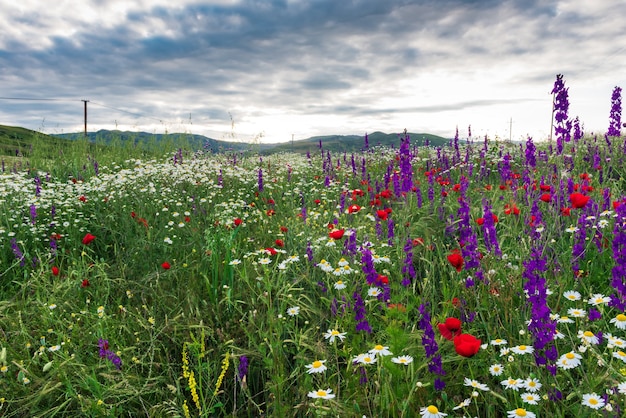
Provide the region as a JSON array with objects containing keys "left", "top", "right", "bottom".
[{"left": 1, "top": 0, "right": 625, "bottom": 144}]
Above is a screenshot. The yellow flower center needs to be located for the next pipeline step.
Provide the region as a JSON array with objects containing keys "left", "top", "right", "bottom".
[
  {"left": 515, "top": 408, "right": 527, "bottom": 417},
  {"left": 374, "top": 345, "right": 384, "bottom": 351},
  {"left": 518, "top": 345, "right": 526, "bottom": 350},
  {"left": 583, "top": 331, "right": 594, "bottom": 337},
  {"left": 316, "top": 390, "right": 327, "bottom": 397},
  {"left": 566, "top": 352, "right": 575, "bottom": 359},
  {"left": 619, "top": 351, "right": 626, "bottom": 357},
  {"left": 427, "top": 405, "right": 439, "bottom": 413},
  {"left": 618, "top": 314, "right": 626, "bottom": 321},
  {"left": 312, "top": 361, "right": 322, "bottom": 368},
  {"left": 364, "top": 356, "right": 372, "bottom": 363},
  {"left": 331, "top": 330, "right": 339, "bottom": 335},
  {"left": 336, "top": 280, "right": 343, "bottom": 285},
  {"left": 589, "top": 398, "right": 598, "bottom": 405}
]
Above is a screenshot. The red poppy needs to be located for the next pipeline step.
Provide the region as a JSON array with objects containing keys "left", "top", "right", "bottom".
[
  {"left": 314, "top": 199, "right": 321, "bottom": 205},
  {"left": 347, "top": 204, "right": 361, "bottom": 213},
  {"left": 387, "top": 303, "right": 407, "bottom": 312},
  {"left": 614, "top": 200, "right": 622, "bottom": 210},
  {"left": 504, "top": 204, "right": 520, "bottom": 216},
  {"left": 570, "top": 192, "right": 590, "bottom": 209},
  {"left": 280, "top": 226, "right": 289, "bottom": 233},
  {"left": 539, "top": 184, "right": 551, "bottom": 192},
  {"left": 161, "top": 262, "right": 171, "bottom": 270},
  {"left": 438, "top": 317, "right": 462, "bottom": 341},
  {"left": 453, "top": 333, "right": 481, "bottom": 357},
  {"left": 376, "top": 209, "right": 388, "bottom": 220},
  {"left": 499, "top": 184, "right": 508, "bottom": 190},
  {"left": 484, "top": 184, "right": 492, "bottom": 191},
  {"left": 447, "top": 252, "right": 464, "bottom": 272},
  {"left": 267, "top": 198, "right": 275, "bottom": 205},
  {"left": 233, "top": 218, "right": 243, "bottom": 226},
  {"left": 81, "top": 279, "right": 90, "bottom": 288},
  {"left": 441, "top": 191, "right": 448, "bottom": 197},
  {"left": 266, "top": 209, "right": 276, "bottom": 216},
  {"left": 540, "top": 193, "right": 551, "bottom": 203},
  {"left": 131, "top": 211, "right": 136, "bottom": 218},
  {"left": 264, "top": 247, "right": 278, "bottom": 256},
  {"left": 82, "top": 233, "right": 96, "bottom": 245},
  {"left": 380, "top": 189, "right": 392, "bottom": 199},
  {"left": 476, "top": 217, "right": 485, "bottom": 226},
  {"left": 376, "top": 274, "right": 389, "bottom": 285},
  {"left": 560, "top": 207, "right": 571, "bottom": 216},
  {"left": 51, "top": 266, "right": 60, "bottom": 276},
  {"left": 328, "top": 229, "right": 345, "bottom": 240},
  {"left": 412, "top": 237, "right": 425, "bottom": 246},
  {"left": 275, "top": 239, "right": 284, "bottom": 248},
  {"left": 451, "top": 297, "right": 461, "bottom": 308}
]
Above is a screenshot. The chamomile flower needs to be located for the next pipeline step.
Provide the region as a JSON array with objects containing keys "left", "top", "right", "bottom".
[
  {"left": 567, "top": 308, "right": 586, "bottom": 318},
  {"left": 617, "top": 382, "right": 626, "bottom": 395},
  {"left": 489, "top": 364, "right": 504, "bottom": 376},
  {"left": 48, "top": 345, "right": 61, "bottom": 352},
  {"left": 557, "top": 351, "right": 582, "bottom": 369},
  {"left": 490, "top": 338, "right": 508, "bottom": 346},
  {"left": 333, "top": 280, "right": 347, "bottom": 290},
  {"left": 369, "top": 344, "right": 393, "bottom": 356},
  {"left": 587, "top": 293, "right": 611, "bottom": 306},
  {"left": 563, "top": 290, "right": 581, "bottom": 301},
  {"left": 613, "top": 351, "right": 626, "bottom": 363},
  {"left": 452, "top": 398, "right": 471, "bottom": 410},
  {"left": 520, "top": 392, "right": 540, "bottom": 405},
  {"left": 307, "top": 388, "right": 335, "bottom": 399},
  {"left": 510, "top": 345, "right": 534, "bottom": 355},
  {"left": 228, "top": 259, "right": 241, "bottom": 266},
  {"left": 501, "top": 377, "right": 524, "bottom": 391},
  {"left": 391, "top": 355, "right": 413, "bottom": 365},
  {"left": 367, "top": 287, "right": 382, "bottom": 297},
  {"left": 522, "top": 378, "right": 542, "bottom": 392},
  {"left": 578, "top": 330, "right": 600, "bottom": 345},
  {"left": 286, "top": 306, "right": 300, "bottom": 316},
  {"left": 420, "top": 405, "right": 447, "bottom": 417},
  {"left": 353, "top": 353, "right": 377, "bottom": 365},
  {"left": 305, "top": 360, "right": 327, "bottom": 374},
  {"left": 463, "top": 378, "right": 490, "bottom": 391},
  {"left": 557, "top": 316, "right": 574, "bottom": 323},
  {"left": 324, "top": 329, "right": 346, "bottom": 343},
  {"left": 258, "top": 257, "right": 272, "bottom": 265},
  {"left": 607, "top": 334, "right": 626, "bottom": 348},
  {"left": 581, "top": 393, "right": 605, "bottom": 409},
  {"left": 507, "top": 408, "right": 536, "bottom": 418},
  {"left": 610, "top": 314, "right": 626, "bottom": 330}
]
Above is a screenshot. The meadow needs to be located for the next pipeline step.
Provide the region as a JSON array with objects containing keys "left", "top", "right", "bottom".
[{"left": 1, "top": 93, "right": 626, "bottom": 417}]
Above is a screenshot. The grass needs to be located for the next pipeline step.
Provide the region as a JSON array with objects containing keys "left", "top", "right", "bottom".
[{"left": 0, "top": 118, "right": 625, "bottom": 417}]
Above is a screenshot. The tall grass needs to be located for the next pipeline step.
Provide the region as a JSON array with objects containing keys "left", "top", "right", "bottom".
[{"left": 0, "top": 117, "right": 625, "bottom": 417}]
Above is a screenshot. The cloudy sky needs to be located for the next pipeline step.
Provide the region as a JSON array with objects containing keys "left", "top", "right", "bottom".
[{"left": 1, "top": 0, "right": 625, "bottom": 143}]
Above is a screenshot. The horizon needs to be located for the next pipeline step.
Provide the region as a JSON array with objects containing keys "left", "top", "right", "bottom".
[{"left": 0, "top": 1, "right": 624, "bottom": 143}]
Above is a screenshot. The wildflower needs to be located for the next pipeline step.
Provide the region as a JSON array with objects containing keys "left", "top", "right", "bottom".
[
  {"left": 557, "top": 351, "right": 582, "bottom": 369},
  {"left": 367, "top": 287, "right": 381, "bottom": 297},
  {"left": 587, "top": 293, "right": 611, "bottom": 306},
  {"left": 161, "top": 261, "right": 171, "bottom": 270},
  {"left": 258, "top": 257, "right": 271, "bottom": 265},
  {"left": 437, "top": 317, "right": 462, "bottom": 341},
  {"left": 611, "top": 314, "right": 626, "bottom": 330},
  {"left": 520, "top": 392, "right": 540, "bottom": 405},
  {"left": 563, "top": 290, "right": 581, "bottom": 301},
  {"left": 522, "top": 378, "right": 542, "bottom": 392},
  {"left": 567, "top": 308, "right": 586, "bottom": 318},
  {"left": 581, "top": 393, "right": 605, "bottom": 409},
  {"left": 463, "top": 377, "right": 489, "bottom": 391},
  {"left": 81, "top": 279, "right": 90, "bottom": 288},
  {"left": 328, "top": 229, "right": 345, "bottom": 240},
  {"left": 578, "top": 330, "right": 600, "bottom": 345},
  {"left": 420, "top": 405, "right": 447, "bottom": 417},
  {"left": 82, "top": 233, "right": 96, "bottom": 245},
  {"left": 333, "top": 280, "right": 347, "bottom": 290},
  {"left": 507, "top": 408, "right": 536, "bottom": 418},
  {"left": 491, "top": 338, "right": 508, "bottom": 346},
  {"left": 324, "top": 329, "right": 346, "bottom": 343},
  {"left": 557, "top": 316, "right": 574, "bottom": 323},
  {"left": 369, "top": 345, "right": 393, "bottom": 356},
  {"left": 489, "top": 364, "right": 504, "bottom": 376},
  {"left": 617, "top": 382, "right": 626, "bottom": 394},
  {"left": 51, "top": 266, "right": 60, "bottom": 276},
  {"left": 307, "top": 388, "right": 335, "bottom": 399},
  {"left": 452, "top": 398, "right": 471, "bottom": 410},
  {"left": 305, "top": 360, "right": 327, "bottom": 374},
  {"left": 391, "top": 355, "right": 413, "bottom": 365},
  {"left": 447, "top": 251, "right": 464, "bottom": 272},
  {"left": 510, "top": 345, "right": 534, "bottom": 355},
  {"left": 286, "top": 306, "right": 300, "bottom": 316},
  {"left": 570, "top": 193, "right": 590, "bottom": 209},
  {"left": 501, "top": 377, "right": 524, "bottom": 391},
  {"left": 48, "top": 345, "right": 61, "bottom": 352},
  {"left": 454, "top": 333, "right": 481, "bottom": 357},
  {"left": 614, "top": 351, "right": 626, "bottom": 363},
  {"left": 229, "top": 259, "right": 241, "bottom": 266},
  {"left": 353, "top": 353, "right": 377, "bottom": 365}
]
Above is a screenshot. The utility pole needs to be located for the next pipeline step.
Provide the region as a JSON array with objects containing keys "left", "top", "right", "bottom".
[
  {"left": 509, "top": 117, "right": 513, "bottom": 142},
  {"left": 82, "top": 99, "right": 89, "bottom": 138}
]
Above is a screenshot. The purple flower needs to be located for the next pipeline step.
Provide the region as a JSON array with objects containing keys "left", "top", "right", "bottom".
[
  {"left": 238, "top": 355, "right": 249, "bottom": 380},
  {"left": 98, "top": 338, "right": 122, "bottom": 370},
  {"left": 353, "top": 288, "right": 371, "bottom": 333},
  {"left": 257, "top": 168, "right": 263, "bottom": 192},
  {"left": 418, "top": 303, "right": 445, "bottom": 389},
  {"left": 551, "top": 74, "right": 572, "bottom": 155},
  {"left": 609, "top": 200, "right": 626, "bottom": 310},
  {"left": 10, "top": 238, "right": 25, "bottom": 267},
  {"left": 607, "top": 86, "right": 622, "bottom": 137}
]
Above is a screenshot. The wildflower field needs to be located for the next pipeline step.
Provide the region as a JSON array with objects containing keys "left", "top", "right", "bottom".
[{"left": 1, "top": 81, "right": 626, "bottom": 417}]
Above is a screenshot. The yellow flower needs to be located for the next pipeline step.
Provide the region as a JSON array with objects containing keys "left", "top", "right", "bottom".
[{"left": 214, "top": 352, "right": 230, "bottom": 396}]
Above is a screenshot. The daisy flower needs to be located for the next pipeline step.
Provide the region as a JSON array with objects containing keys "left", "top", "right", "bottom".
[
  {"left": 557, "top": 316, "right": 574, "bottom": 324},
  {"left": 567, "top": 308, "right": 586, "bottom": 318},
  {"left": 617, "top": 382, "right": 626, "bottom": 395},
  {"left": 333, "top": 280, "right": 347, "bottom": 290},
  {"left": 452, "top": 398, "right": 471, "bottom": 410},
  {"left": 228, "top": 259, "right": 241, "bottom": 266},
  {"left": 258, "top": 257, "right": 272, "bottom": 265},
  {"left": 367, "top": 287, "right": 382, "bottom": 297},
  {"left": 507, "top": 408, "right": 536, "bottom": 418},
  {"left": 607, "top": 334, "right": 626, "bottom": 348},
  {"left": 581, "top": 393, "right": 605, "bottom": 409},
  {"left": 587, "top": 293, "right": 611, "bottom": 306},
  {"left": 420, "top": 405, "right": 447, "bottom": 417},
  {"left": 489, "top": 364, "right": 504, "bottom": 376},
  {"left": 353, "top": 353, "right": 377, "bottom": 365},
  {"left": 463, "top": 378, "right": 490, "bottom": 391},
  {"left": 490, "top": 338, "right": 508, "bottom": 346},
  {"left": 391, "top": 355, "right": 414, "bottom": 365},
  {"left": 510, "top": 345, "right": 534, "bottom": 355},
  {"left": 520, "top": 392, "right": 540, "bottom": 405},
  {"left": 610, "top": 313, "right": 626, "bottom": 330},
  {"left": 369, "top": 344, "right": 393, "bottom": 356},
  {"left": 324, "top": 329, "right": 346, "bottom": 343},
  {"left": 522, "top": 378, "right": 542, "bottom": 392},
  {"left": 557, "top": 351, "right": 582, "bottom": 369},
  {"left": 305, "top": 360, "right": 327, "bottom": 374},
  {"left": 286, "top": 306, "right": 300, "bottom": 316},
  {"left": 578, "top": 330, "right": 600, "bottom": 345},
  {"left": 613, "top": 351, "right": 626, "bottom": 363},
  {"left": 501, "top": 377, "right": 524, "bottom": 391},
  {"left": 307, "top": 388, "right": 335, "bottom": 399}
]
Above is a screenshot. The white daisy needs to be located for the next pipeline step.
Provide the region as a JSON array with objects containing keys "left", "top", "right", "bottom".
[
  {"left": 520, "top": 392, "right": 540, "bottom": 405},
  {"left": 307, "top": 388, "right": 335, "bottom": 399},
  {"left": 463, "top": 378, "right": 490, "bottom": 391},
  {"left": 333, "top": 280, "right": 347, "bottom": 290},
  {"left": 587, "top": 293, "right": 611, "bottom": 306},
  {"left": 323, "top": 329, "right": 346, "bottom": 343},
  {"left": 489, "top": 364, "right": 504, "bottom": 376},
  {"left": 567, "top": 308, "right": 586, "bottom": 318},
  {"left": 367, "top": 287, "right": 382, "bottom": 297},
  {"left": 522, "top": 378, "right": 542, "bottom": 392},
  {"left": 613, "top": 351, "right": 626, "bottom": 363},
  {"left": 353, "top": 353, "right": 377, "bottom": 365},
  {"left": 507, "top": 408, "right": 536, "bottom": 418},
  {"left": 610, "top": 314, "right": 626, "bottom": 330},
  {"left": 557, "top": 351, "right": 582, "bottom": 369},
  {"left": 286, "top": 306, "right": 300, "bottom": 316},
  {"left": 391, "top": 355, "right": 413, "bottom": 365},
  {"left": 581, "top": 393, "right": 605, "bottom": 410},
  {"left": 510, "top": 345, "right": 534, "bottom": 355},
  {"left": 420, "top": 405, "right": 447, "bottom": 417},
  {"left": 578, "top": 330, "right": 600, "bottom": 345},
  {"left": 490, "top": 338, "right": 508, "bottom": 346},
  {"left": 305, "top": 360, "right": 327, "bottom": 374},
  {"left": 500, "top": 377, "right": 524, "bottom": 391},
  {"left": 369, "top": 344, "right": 393, "bottom": 356}
]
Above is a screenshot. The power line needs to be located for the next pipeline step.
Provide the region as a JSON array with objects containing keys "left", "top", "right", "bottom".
[{"left": 0, "top": 97, "right": 78, "bottom": 101}]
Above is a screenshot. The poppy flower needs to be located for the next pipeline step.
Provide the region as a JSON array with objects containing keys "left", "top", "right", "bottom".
[
  {"left": 275, "top": 239, "right": 285, "bottom": 248},
  {"left": 81, "top": 279, "right": 90, "bottom": 288},
  {"left": 570, "top": 192, "right": 590, "bottom": 209},
  {"left": 314, "top": 199, "right": 321, "bottom": 205},
  {"left": 438, "top": 317, "right": 462, "bottom": 340},
  {"left": 614, "top": 200, "right": 622, "bottom": 210},
  {"left": 161, "top": 262, "right": 171, "bottom": 270},
  {"left": 376, "top": 274, "right": 389, "bottom": 285},
  {"left": 264, "top": 247, "right": 278, "bottom": 256},
  {"left": 82, "top": 233, "right": 96, "bottom": 245},
  {"left": 280, "top": 226, "right": 289, "bottom": 233},
  {"left": 412, "top": 237, "right": 425, "bottom": 246},
  {"left": 380, "top": 189, "right": 392, "bottom": 199},
  {"left": 266, "top": 209, "right": 275, "bottom": 217},
  {"left": 51, "top": 266, "right": 60, "bottom": 276},
  {"left": 376, "top": 209, "right": 389, "bottom": 220},
  {"left": 347, "top": 204, "right": 361, "bottom": 213},
  {"left": 453, "top": 333, "right": 481, "bottom": 357},
  {"left": 328, "top": 229, "right": 345, "bottom": 240},
  {"left": 79, "top": 195, "right": 87, "bottom": 202},
  {"left": 560, "top": 207, "right": 571, "bottom": 216},
  {"left": 539, "top": 184, "right": 551, "bottom": 192},
  {"left": 499, "top": 184, "right": 508, "bottom": 190},
  {"left": 504, "top": 204, "right": 520, "bottom": 215},
  {"left": 540, "top": 193, "right": 551, "bottom": 203},
  {"left": 447, "top": 252, "right": 464, "bottom": 272}
]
